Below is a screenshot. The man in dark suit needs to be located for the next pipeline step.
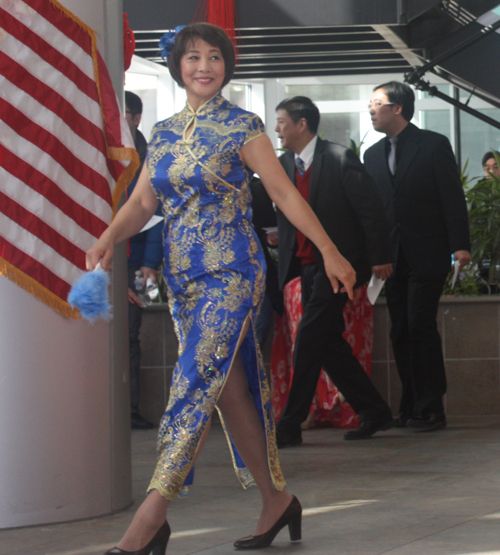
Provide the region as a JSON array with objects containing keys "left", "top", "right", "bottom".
[
  {"left": 249, "top": 177, "right": 284, "bottom": 348},
  {"left": 274, "top": 96, "right": 394, "bottom": 446},
  {"left": 364, "top": 81, "right": 471, "bottom": 431}
]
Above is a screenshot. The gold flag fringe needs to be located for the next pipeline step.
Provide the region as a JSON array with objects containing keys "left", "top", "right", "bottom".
[
  {"left": 0, "top": 259, "right": 81, "bottom": 320},
  {"left": 109, "top": 147, "right": 140, "bottom": 215}
]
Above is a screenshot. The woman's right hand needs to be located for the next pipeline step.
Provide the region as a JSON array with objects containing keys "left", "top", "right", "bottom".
[
  {"left": 86, "top": 236, "right": 114, "bottom": 271},
  {"left": 321, "top": 244, "right": 356, "bottom": 300}
]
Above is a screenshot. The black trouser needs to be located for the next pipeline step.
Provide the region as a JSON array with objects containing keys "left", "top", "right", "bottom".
[
  {"left": 128, "top": 266, "right": 143, "bottom": 414},
  {"left": 385, "top": 250, "right": 448, "bottom": 417},
  {"left": 278, "top": 263, "right": 391, "bottom": 433}
]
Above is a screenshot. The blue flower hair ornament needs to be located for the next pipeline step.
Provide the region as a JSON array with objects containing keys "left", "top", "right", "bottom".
[{"left": 160, "top": 25, "right": 186, "bottom": 61}]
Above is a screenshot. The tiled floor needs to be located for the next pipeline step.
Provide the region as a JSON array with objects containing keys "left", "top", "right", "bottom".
[{"left": 1, "top": 416, "right": 500, "bottom": 554}]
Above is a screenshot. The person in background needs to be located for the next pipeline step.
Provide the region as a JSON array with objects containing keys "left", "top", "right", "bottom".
[
  {"left": 482, "top": 151, "right": 500, "bottom": 179},
  {"left": 125, "top": 91, "right": 164, "bottom": 430},
  {"left": 364, "top": 81, "right": 471, "bottom": 432},
  {"left": 274, "top": 96, "right": 394, "bottom": 447},
  {"left": 249, "top": 177, "right": 284, "bottom": 349}
]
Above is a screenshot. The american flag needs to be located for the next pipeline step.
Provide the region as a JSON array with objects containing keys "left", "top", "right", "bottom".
[{"left": 0, "top": 0, "right": 139, "bottom": 318}]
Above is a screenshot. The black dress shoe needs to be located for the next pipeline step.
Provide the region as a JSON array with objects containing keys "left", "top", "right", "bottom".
[
  {"left": 234, "top": 495, "right": 302, "bottom": 549},
  {"left": 104, "top": 520, "right": 170, "bottom": 555},
  {"left": 394, "top": 413, "right": 411, "bottom": 428},
  {"left": 276, "top": 428, "right": 302, "bottom": 449},
  {"left": 344, "top": 413, "right": 394, "bottom": 440},
  {"left": 131, "top": 413, "right": 154, "bottom": 430},
  {"left": 408, "top": 412, "right": 446, "bottom": 432}
]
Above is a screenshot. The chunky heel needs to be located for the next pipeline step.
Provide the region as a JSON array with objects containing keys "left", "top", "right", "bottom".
[
  {"left": 234, "top": 495, "right": 302, "bottom": 550},
  {"left": 288, "top": 511, "right": 302, "bottom": 542},
  {"left": 104, "top": 520, "right": 170, "bottom": 555}
]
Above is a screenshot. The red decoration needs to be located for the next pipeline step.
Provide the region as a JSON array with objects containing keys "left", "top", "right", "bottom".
[
  {"left": 194, "top": 0, "right": 239, "bottom": 57},
  {"left": 270, "top": 278, "right": 374, "bottom": 429},
  {"left": 123, "top": 13, "right": 136, "bottom": 71}
]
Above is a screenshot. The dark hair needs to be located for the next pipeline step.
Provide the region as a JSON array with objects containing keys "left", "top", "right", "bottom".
[
  {"left": 167, "top": 23, "right": 235, "bottom": 89},
  {"left": 275, "top": 96, "right": 320, "bottom": 134},
  {"left": 482, "top": 151, "right": 500, "bottom": 166},
  {"left": 374, "top": 81, "right": 415, "bottom": 122},
  {"left": 125, "top": 91, "right": 143, "bottom": 115}
]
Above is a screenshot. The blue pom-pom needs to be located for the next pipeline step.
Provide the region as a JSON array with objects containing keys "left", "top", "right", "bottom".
[{"left": 68, "top": 269, "right": 112, "bottom": 322}]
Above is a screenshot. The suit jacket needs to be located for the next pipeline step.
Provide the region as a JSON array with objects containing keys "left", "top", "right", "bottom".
[
  {"left": 363, "top": 123, "right": 470, "bottom": 276},
  {"left": 249, "top": 177, "right": 284, "bottom": 316},
  {"left": 276, "top": 137, "right": 393, "bottom": 290}
]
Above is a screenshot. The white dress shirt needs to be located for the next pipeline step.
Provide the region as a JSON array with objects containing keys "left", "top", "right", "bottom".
[{"left": 294, "top": 135, "right": 318, "bottom": 172}]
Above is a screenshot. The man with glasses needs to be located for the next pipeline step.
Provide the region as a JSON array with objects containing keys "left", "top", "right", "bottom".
[
  {"left": 481, "top": 151, "right": 500, "bottom": 179},
  {"left": 364, "top": 81, "right": 471, "bottom": 431}
]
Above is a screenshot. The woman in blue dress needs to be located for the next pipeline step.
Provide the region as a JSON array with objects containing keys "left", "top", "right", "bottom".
[{"left": 87, "top": 23, "right": 356, "bottom": 555}]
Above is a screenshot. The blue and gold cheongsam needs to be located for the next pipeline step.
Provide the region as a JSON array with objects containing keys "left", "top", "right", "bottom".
[{"left": 146, "top": 94, "right": 286, "bottom": 500}]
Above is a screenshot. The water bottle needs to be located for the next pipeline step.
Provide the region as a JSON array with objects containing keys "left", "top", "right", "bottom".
[
  {"left": 133, "top": 270, "right": 150, "bottom": 306},
  {"left": 134, "top": 270, "right": 144, "bottom": 292}
]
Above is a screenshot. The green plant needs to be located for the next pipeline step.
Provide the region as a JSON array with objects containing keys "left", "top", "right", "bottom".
[
  {"left": 442, "top": 264, "right": 479, "bottom": 296},
  {"left": 460, "top": 158, "right": 474, "bottom": 190},
  {"left": 464, "top": 152, "right": 500, "bottom": 287},
  {"left": 349, "top": 131, "right": 369, "bottom": 158}
]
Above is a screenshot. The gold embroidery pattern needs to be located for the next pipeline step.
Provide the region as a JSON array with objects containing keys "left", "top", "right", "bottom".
[{"left": 147, "top": 95, "right": 285, "bottom": 500}]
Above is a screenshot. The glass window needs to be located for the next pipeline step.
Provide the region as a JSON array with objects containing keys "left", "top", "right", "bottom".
[
  {"left": 226, "top": 83, "right": 250, "bottom": 109},
  {"left": 460, "top": 108, "right": 500, "bottom": 179},
  {"left": 420, "top": 110, "right": 451, "bottom": 144},
  {"left": 285, "top": 84, "right": 361, "bottom": 101},
  {"left": 319, "top": 113, "right": 360, "bottom": 147}
]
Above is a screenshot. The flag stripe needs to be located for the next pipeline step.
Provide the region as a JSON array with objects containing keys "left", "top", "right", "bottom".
[
  {"left": 0, "top": 211, "right": 83, "bottom": 285},
  {"left": 24, "top": 0, "right": 96, "bottom": 58},
  {"left": 0, "top": 6, "right": 98, "bottom": 102},
  {"left": 0, "top": 162, "right": 103, "bottom": 250},
  {"left": 0, "top": 148, "right": 107, "bottom": 239},
  {"left": 96, "top": 52, "right": 128, "bottom": 150},
  {"left": 1, "top": 192, "right": 85, "bottom": 268},
  {"left": 0, "top": 239, "right": 72, "bottom": 300},
  {"left": 0, "top": 70, "right": 111, "bottom": 184},
  {"left": 0, "top": 29, "right": 103, "bottom": 126},
  {"left": 0, "top": 123, "right": 112, "bottom": 225},
  {"left": 0, "top": 56, "right": 107, "bottom": 156},
  {"left": 0, "top": 98, "right": 113, "bottom": 204}
]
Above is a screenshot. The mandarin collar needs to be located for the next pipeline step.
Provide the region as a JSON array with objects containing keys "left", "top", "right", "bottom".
[{"left": 186, "top": 93, "right": 224, "bottom": 117}]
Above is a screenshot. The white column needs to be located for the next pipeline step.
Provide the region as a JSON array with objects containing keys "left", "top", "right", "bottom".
[{"left": 0, "top": 0, "right": 132, "bottom": 528}]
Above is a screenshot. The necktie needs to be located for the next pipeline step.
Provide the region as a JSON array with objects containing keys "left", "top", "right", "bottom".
[
  {"left": 296, "top": 157, "right": 306, "bottom": 176},
  {"left": 388, "top": 137, "right": 398, "bottom": 175}
]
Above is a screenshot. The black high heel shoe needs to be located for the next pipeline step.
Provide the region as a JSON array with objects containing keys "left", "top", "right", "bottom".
[
  {"left": 234, "top": 495, "right": 302, "bottom": 550},
  {"left": 104, "top": 520, "right": 171, "bottom": 555}
]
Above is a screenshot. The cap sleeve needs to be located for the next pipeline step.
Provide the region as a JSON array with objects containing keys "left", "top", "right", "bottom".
[{"left": 244, "top": 113, "right": 265, "bottom": 145}]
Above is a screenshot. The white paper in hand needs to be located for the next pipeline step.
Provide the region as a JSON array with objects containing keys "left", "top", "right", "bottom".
[
  {"left": 140, "top": 215, "right": 163, "bottom": 233},
  {"left": 367, "top": 273, "right": 385, "bottom": 305}
]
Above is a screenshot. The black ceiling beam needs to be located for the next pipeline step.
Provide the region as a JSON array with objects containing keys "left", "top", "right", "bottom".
[
  {"left": 234, "top": 66, "right": 409, "bottom": 79},
  {"left": 124, "top": 0, "right": 403, "bottom": 30},
  {"left": 448, "top": 0, "right": 500, "bottom": 18}
]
